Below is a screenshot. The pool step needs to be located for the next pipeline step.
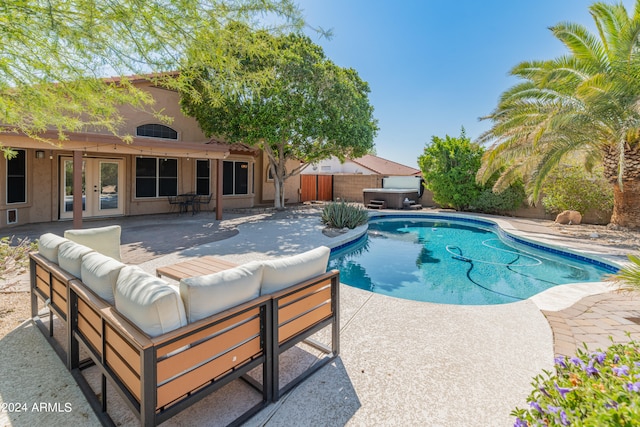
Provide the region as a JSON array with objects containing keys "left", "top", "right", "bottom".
[{"left": 367, "top": 200, "right": 387, "bottom": 209}]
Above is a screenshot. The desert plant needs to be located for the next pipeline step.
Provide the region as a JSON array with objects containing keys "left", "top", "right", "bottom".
[
  {"left": 0, "top": 236, "right": 37, "bottom": 279},
  {"left": 321, "top": 201, "right": 368, "bottom": 229},
  {"left": 513, "top": 340, "right": 640, "bottom": 426}
]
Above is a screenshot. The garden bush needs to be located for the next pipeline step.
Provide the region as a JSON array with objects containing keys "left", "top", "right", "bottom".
[
  {"left": 418, "top": 129, "right": 526, "bottom": 214},
  {"left": 513, "top": 340, "right": 640, "bottom": 426},
  {"left": 0, "top": 236, "right": 37, "bottom": 279},
  {"left": 542, "top": 165, "right": 613, "bottom": 216},
  {"left": 472, "top": 181, "right": 526, "bottom": 214},
  {"left": 321, "top": 201, "right": 368, "bottom": 229},
  {"left": 418, "top": 130, "right": 483, "bottom": 210}
]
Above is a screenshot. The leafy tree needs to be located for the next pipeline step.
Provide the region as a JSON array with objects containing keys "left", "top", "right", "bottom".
[
  {"left": 478, "top": 2, "right": 640, "bottom": 229},
  {"left": 0, "top": 0, "right": 303, "bottom": 158},
  {"left": 180, "top": 24, "right": 378, "bottom": 209},
  {"left": 541, "top": 164, "right": 614, "bottom": 217},
  {"left": 418, "top": 130, "right": 484, "bottom": 210}
]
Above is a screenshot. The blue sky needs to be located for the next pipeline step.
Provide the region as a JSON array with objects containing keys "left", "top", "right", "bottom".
[{"left": 296, "top": 0, "right": 635, "bottom": 169}]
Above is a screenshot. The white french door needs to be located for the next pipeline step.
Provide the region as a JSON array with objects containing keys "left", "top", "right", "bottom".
[{"left": 60, "top": 157, "right": 124, "bottom": 219}]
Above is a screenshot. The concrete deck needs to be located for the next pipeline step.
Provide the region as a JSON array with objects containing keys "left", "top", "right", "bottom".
[{"left": 1, "top": 208, "right": 639, "bottom": 426}]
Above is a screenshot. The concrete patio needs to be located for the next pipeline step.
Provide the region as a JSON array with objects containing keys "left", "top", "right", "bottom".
[{"left": 1, "top": 208, "right": 639, "bottom": 426}]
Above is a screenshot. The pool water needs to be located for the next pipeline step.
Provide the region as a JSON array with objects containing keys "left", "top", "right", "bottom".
[{"left": 328, "top": 217, "right": 616, "bottom": 305}]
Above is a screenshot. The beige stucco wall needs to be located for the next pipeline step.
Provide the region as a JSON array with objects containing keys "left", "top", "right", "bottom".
[
  {"left": 0, "top": 148, "right": 56, "bottom": 227},
  {"left": 260, "top": 158, "right": 301, "bottom": 205},
  {"left": 92, "top": 83, "right": 210, "bottom": 144},
  {"left": 0, "top": 80, "right": 289, "bottom": 228}
]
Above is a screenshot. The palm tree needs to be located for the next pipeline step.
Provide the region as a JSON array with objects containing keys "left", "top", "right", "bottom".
[{"left": 478, "top": 1, "right": 640, "bottom": 229}]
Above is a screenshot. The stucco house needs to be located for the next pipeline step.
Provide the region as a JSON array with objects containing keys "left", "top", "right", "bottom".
[
  {"left": 301, "top": 154, "right": 421, "bottom": 176},
  {"left": 0, "top": 76, "right": 300, "bottom": 228}
]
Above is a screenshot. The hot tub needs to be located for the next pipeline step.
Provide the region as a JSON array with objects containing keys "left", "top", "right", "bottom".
[{"left": 363, "top": 188, "right": 419, "bottom": 209}]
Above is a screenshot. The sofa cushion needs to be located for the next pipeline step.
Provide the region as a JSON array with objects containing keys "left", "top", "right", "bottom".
[
  {"left": 115, "top": 266, "right": 187, "bottom": 337},
  {"left": 180, "top": 262, "right": 263, "bottom": 323},
  {"left": 38, "top": 233, "right": 69, "bottom": 263},
  {"left": 57, "top": 241, "right": 95, "bottom": 278},
  {"left": 64, "top": 225, "right": 122, "bottom": 261},
  {"left": 260, "top": 246, "right": 331, "bottom": 295},
  {"left": 80, "top": 252, "right": 126, "bottom": 305}
]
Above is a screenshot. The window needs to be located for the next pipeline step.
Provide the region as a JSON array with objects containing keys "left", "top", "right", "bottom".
[
  {"left": 136, "top": 124, "right": 178, "bottom": 140},
  {"left": 7, "top": 149, "right": 26, "bottom": 204},
  {"left": 222, "top": 161, "right": 249, "bottom": 195},
  {"left": 196, "top": 159, "right": 210, "bottom": 195},
  {"left": 135, "top": 157, "right": 177, "bottom": 198}
]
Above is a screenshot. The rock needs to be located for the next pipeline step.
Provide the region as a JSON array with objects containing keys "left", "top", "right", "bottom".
[{"left": 555, "top": 210, "right": 582, "bottom": 225}]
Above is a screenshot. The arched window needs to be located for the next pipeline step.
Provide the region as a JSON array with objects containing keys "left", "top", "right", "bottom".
[{"left": 136, "top": 124, "right": 178, "bottom": 140}]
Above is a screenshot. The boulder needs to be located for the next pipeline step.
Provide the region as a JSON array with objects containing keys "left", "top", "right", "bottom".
[{"left": 555, "top": 210, "right": 582, "bottom": 225}]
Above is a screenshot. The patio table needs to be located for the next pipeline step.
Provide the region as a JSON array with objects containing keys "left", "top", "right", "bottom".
[
  {"left": 156, "top": 255, "right": 238, "bottom": 281},
  {"left": 177, "top": 193, "right": 199, "bottom": 214}
]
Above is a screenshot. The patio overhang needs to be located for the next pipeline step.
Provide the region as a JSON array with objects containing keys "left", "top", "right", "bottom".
[{"left": 2, "top": 130, "right": 231, "bottom": 159}]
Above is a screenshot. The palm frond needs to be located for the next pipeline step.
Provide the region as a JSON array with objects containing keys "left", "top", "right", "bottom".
[
  {"left": 550, "top": 22, "right": 608, "bottom": 70},
  {"left": 607, "top": 254, "right": 640, "bottom": 292}
]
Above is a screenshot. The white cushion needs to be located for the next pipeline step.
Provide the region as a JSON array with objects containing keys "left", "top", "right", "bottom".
[
  {"left": 180, "top": 262, "right": 263, "bottom": 323},
  {"left": 115, "top": 266, "right": 187, "bottom": 337},
  {"left": 38, "top": 233, "right": 69, "bottom": 263},
  {"left": 80, "top": 252, "right": 126, "bottom": 305},
  {"left": 64, "top": 225, "right": 122, "bottom": 261},
  {"left": 57, "top": 241, "right": 95, "bottom": 278},
  {"left": 260, "top": 246, "right": 331, "bottom": 295}
]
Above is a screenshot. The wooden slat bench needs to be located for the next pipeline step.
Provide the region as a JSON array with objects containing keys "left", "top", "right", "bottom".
[{"left": 156, "top": 256, "right": 238, "bottom": 281}]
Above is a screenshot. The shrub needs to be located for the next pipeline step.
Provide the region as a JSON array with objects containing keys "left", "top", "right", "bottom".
[
  {"left": 321, "top": 201, "right": 368, "bottom": 229},
  {"left": 513, "top": 340, "right": 640, "bottom": 426},
  {"left": 418, "top": 129, "right": 484, "bottom": 210},
  {"left": 418, "top": 128, "right": 526, "bottom": 213},
  {"left": 0, "top": 236, "right": 37, "bottom": 279},
  {"left": 472, "top": 180, "right": 526, "bottom": 214},
  {"left": 542, "top": 165, "right": 613, "bottom": 216}
]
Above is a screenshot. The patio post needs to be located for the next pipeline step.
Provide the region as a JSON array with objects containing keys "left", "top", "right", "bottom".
[
  {"left": 216, "top": 158, "right": 223, "bottom": 220},
  {"left": 72, "top": 150, "right": 83, "bottom": 229}
]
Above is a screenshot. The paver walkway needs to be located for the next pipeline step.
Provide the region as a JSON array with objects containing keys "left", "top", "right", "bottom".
[{"left": 544, "top": 292, "right": 640, "bottom": 357}]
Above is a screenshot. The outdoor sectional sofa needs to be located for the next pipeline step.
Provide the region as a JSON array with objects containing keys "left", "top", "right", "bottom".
[{"left": 30, "top": 225, "right": 340, "bottom": 426}]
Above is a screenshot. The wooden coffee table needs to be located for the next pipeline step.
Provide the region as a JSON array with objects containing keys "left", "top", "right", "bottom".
[{"left": 156, "top": 256, "right": 238, "bottom": 281}]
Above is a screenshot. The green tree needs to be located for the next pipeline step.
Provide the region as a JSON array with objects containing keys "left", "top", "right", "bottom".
[
  {"left": 541, "top": 164, "right": 614, "bottom": 218},
  {"left": 478, "top": 1, "right": 640, "bottom": 229},
  {"left": 0, "top": 0, "right": 303, "bottom": 158},
  {"left": 180, "top": 24, "right": 378, "bottom": 209},
  {"left": 418, "top": 130, "right": 484, "bottom": 210}
]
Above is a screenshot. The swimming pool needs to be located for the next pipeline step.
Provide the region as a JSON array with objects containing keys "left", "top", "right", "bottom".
[{"left": 328, "top": 214, "right": 618, "bottom": 305}]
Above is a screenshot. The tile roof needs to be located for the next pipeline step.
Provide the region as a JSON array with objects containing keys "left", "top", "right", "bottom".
[{"left": 350, "top": 154, "right": 421, "bottom": 176}]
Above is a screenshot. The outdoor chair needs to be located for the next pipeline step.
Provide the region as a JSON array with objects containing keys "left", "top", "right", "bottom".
[
  {"left": 167, "top": 196, "right": 181, "bottom": 213},
  {"left": 193, "top": 194, "right": 213, "bottom": 213}
]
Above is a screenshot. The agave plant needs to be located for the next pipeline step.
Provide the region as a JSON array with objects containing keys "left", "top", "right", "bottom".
[{"left": 321, "top": 201, "right": 368, "bottom": 229}]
